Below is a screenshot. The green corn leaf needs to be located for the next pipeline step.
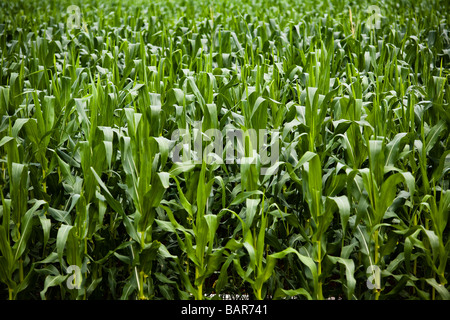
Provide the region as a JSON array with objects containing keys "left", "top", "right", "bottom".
[
  {"left": 10, "top": 162, "right": 28, "bottom": 226},
  {"left": 244, "top": 199, "right": 260, "bottom": 233},
  {"left": 56, "top": 224, "right": 73, "bottom": 264},
  {"left": 425, "top": 278, "right": 450, "bottom": 300},
  {"left": 328, "top": 256, "right": 356, "bottom": 300},
  {"left": 230, "top": 190, "right": 264, "bottom": 206},
  {"left": 274, "top": 287, "right": 312, "bottom": 300},
  {"left": 215, "top": 253, "right": 235, "bottom": 294},
  {"left": 385, "top": 133, "right": 408, "bottom": 166},
  {"left": 140, "top": 241, "right": 161, "bottom": 275},
  {"left": 40, "top": 274, "right": 68, "bottom": 300},
  {"left": 270, "top": 248, "right": 319, "bottom": 299},
  {"left": 91, "top": 167, "right": 139, "bottom": 242},
  {"left": 14, "top": 200, "right": 47, "bottom": 261},
  {"left": 327, "top": 196, "right": 351, "bottom": 237},
  {"left": 425, "top": 120, "right": 446, "bottom": 153},
  {"left": 0, "top": 226, "right": 14, "bottom": 273}
]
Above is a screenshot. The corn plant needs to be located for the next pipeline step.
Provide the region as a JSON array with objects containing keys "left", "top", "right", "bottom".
[{"left": 0, "top": 0, "right": 449, "bottom": 300}]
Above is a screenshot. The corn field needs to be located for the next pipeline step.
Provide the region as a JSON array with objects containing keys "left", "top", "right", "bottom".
[{"left": 0, "top": 0, "right": 449, "bottom": 300}]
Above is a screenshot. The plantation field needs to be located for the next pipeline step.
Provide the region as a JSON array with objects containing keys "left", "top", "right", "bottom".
[{"left": 0, "top": 0, "right": 449, "bottom": 300}]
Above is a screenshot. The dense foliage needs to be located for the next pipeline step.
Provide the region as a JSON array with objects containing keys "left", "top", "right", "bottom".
[{"left": 0, "top": 0, "right": 449, "bottom": 300}]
